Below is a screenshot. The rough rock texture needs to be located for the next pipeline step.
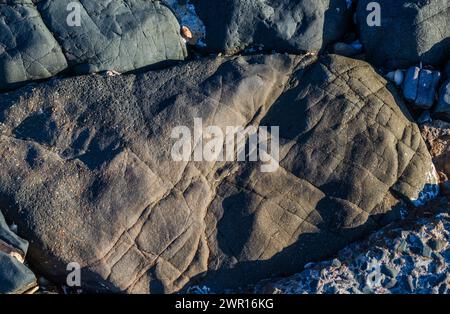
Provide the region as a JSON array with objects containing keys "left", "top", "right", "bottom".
[
  {"left": 356, "top": 0, "right": 450, "bottom": 69},
  {"left": 421, "top": 120, "right": 450, "bottom": 181},
  {"left": 0, "top": 54, "right": 438, "bottom": 293},
  {"left": 0, "top": 0, "right": 68, "bottom": 90},
  {"left": 36, "top": 0, "right": 187, "bottom": 74},
  {"left": 192, "top": 0, "right": 351, "bottom": 54},
  {"left": 251, "top": 210, "right": 450, "bottom": 294}
]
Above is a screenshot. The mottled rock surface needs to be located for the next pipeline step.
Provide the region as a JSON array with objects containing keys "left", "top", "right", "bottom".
[
  {"left": 0, "top": 54, "right": 438, "bottom": 293},
  {"left": 421, "top": 120, "right": 450, "bottom": 181},
  {"left": 192, "top": 0, "right": 351, "bottom": 54},
  {"left": 356, "top": 0, "right": 450, "bottom": 69}
]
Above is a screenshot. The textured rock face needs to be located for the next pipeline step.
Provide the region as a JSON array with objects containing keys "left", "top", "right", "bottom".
[
  {"left": 421, "top": 120, "right": 450, "bottom": 181},
  {"left": 0, "top": 54, "right": 437, "bottom": 293},
  {"left": 0, "top": 0, "right": 68, "bottom": 90},
  {"left": 0, "top": 0, "right": 187, "bottom": 90},
  {"left": 36, "top": 0, "right": 187, "bottom": 74},
  {"left": 356, "top": 0, "right": 450, "bottom": 69},
  {"left": 192, "top": 0, "right": 351, "bottom": 54}
]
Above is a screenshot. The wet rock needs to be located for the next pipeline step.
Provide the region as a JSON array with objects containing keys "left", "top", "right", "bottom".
[
  {"left": 403, "top": 67, "right": 441, "bottom": 109},
  {"left": 356, "top": 0, "right": 450, "bottom": 69},
  {"left": 0, "top": 0, "right": 68, "bottom": 90},
  {"left": 192, "top": 0, "right": 352, "bottom": 54}
]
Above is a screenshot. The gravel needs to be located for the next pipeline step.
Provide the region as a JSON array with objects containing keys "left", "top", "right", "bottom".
[{"left": 248, "top": 205, "right": 450, "bottom": 294}]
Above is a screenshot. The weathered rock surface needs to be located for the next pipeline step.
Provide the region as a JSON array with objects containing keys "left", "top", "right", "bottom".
[
  {"left": 192, "top": 0, "right": 351, "bottom": 54},
  {"left": 0, "top": 0, "right": 68, "bottom": 90},
  {"left": 0, "top": 0, "right": 187, "bottom": 90},
  {"left": 0, "top": 54, "right": 438, "bottom": 293},
  {"left": 36, "top": 0, "right": 187, "bottom": 74},
  {"left": 356, "top": 0, "right": 450, "bottom": 69},
  {"left": 421, "top": 120, "right": 450, "bottom": 181}
]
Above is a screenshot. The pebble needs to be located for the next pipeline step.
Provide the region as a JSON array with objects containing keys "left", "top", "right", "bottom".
[
  {"left": 333, "top": 41, "right": 362, "bottom": 57},
  {"left": 386, "top": 70, "right": 404, "bottom": 86},
  {"left": 403, "top": 67, "right": 441, "bottom": 109},
  {"left": 427, "top": 238, "right": 446, "bottom": 251},
  {"left": 383, "top": 278, "right": 398, "bottom": 289},
  {"left": 331, "top": 258, "right": 341, "bottom": 268},
  {"left": 406, "top": 275, "right": 415, "bottom": 292},
  {"left": 249, "top": 212, "right": 450, "bottom": 295},
  {"left": 181, "top": 26, "right": 193, "bottom": 40},
  {"left": 381, "top": 265, "right": 399, "bottom": 278}
]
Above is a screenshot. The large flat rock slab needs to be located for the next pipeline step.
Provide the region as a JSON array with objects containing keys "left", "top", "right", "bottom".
[{"left": 0, "top": 54, "right": 438, "bottom": 293}]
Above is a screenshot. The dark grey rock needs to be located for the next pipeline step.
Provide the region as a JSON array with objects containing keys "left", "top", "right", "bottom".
[
  {"left": 0, "top": 252, "right": 36, "bottom": 294},
  {"left": 333, "top": 41, "right": 363, "bottom": 57},
  {"left": 403, "top": 67, "right": 441, "bottom": 109},
  {"left": 356, "top": 0, "right": 450, "bottom": 69},
  {"left": 192, "top": 0, "right": 351, "bottom": 54},
  {"left": 36, "top": 0, "right": 187, "bottom": 74},
  {"left": 0, "top": 0, "right": 68, "bottom": 90},
  {"left": 434, "top": 79, "right": 450, "bottom": 121},
  {"left": 0, "top": 210, "right": 28, "bottom": 256},
  {"left": 0, "top": 54, "right": 437, "bottom": 293},
  {"left": 446, "top": 61, "right": 450, "bottom": 78}
]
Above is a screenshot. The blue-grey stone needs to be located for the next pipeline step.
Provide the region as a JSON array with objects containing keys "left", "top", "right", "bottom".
[
  {"left": 0, "top": 211, "right": 28, "bottom": 257},
  {"left": 434, "top": 79, "right": 450, "bottom": 121},
  {"left": 0, "top": 252, "right": 36, "bottom": 294},
  {"left": 403, "top": 67, "right": 441, "bottom": 109},
  {"left": 0, "top": 0, "right": 68, "bottom": 90}
]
